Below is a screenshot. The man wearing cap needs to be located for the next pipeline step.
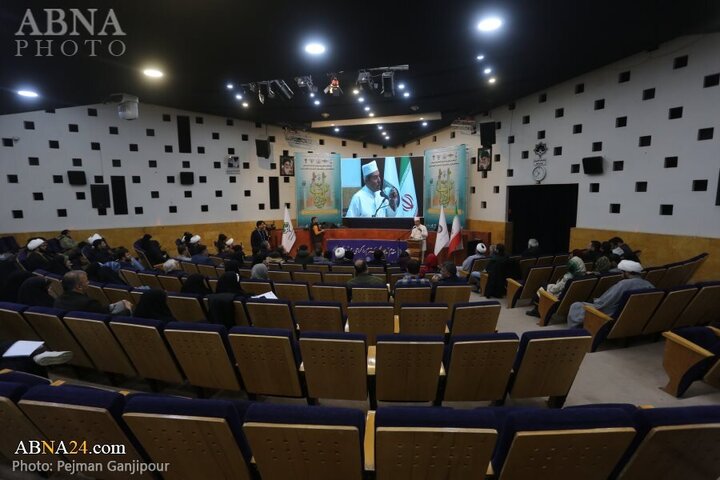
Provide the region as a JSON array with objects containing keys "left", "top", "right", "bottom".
[
  {"left": 25, "top": 238, "right": 70, "bottom": 274},
  {"left": 409, "top": 217, "right": 428, "bottom": 259},
  {"left": 346, "top": 160, "right": 398, "bottom": 218},
  {"left": 567, "top": 260, "right": 654, "bottom": 328}
]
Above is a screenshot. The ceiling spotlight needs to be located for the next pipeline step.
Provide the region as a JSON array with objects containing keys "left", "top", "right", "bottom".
[
  {"left": 226, "top": 83, "right": 234, "bottom": 89},
  {"left": 369, "top": 113, "right": 375, "bottom": 117},
  {"left": 305, "top": 42, "right": 326, "bottom": 55},
  {"left": 314, "top": 99, "right": 321, "bottom": 105},
  {"left": 381, "top": 71, "right": 395, "bottom": 97},
  {"left": 364, "top": 106, "right": 370, "bottom": 111},
  {"left": 488, "top": 77, "right": 497, "bottom": 84},
  {"left": 143, "top": 68, "right": 163, "bottom": 78},
  {"left": 403, "top": 92, "right": 410, "bottom": 97},
  {"left": 17, "top": 90, "right": 39, "bottom": 98},
  {"left": 422, "top": 121, "right": 428, "bottom": 126},
  {"left": 477, "top": 16, "right": 503, "bottom": 32},
  {"left": 235, "top": 94, "right": 243, "bottom": 100},
  {"left": 476, "top": 55, "right": 485, "bottom": 61},
  {"left": 420, "top": 117, "right": 424, "bottom": 120},
  {"left": 310, "top": 92, "right": 315, "bottom": 98},
  {"left": 398, "top": 83, "right": 405, "bottom": 90},
  {"left": 483, "top": 67, "right": 492, "bottom": 74},
  {"left": 352, "top": 88, "right": 359, "bottom": 95},
  {"left": 378, "top": 125, "right": 383, "bottom": 130},
  {"left": 358, "top": 97, "right": 365, "bottom": 103},
  {"left": 323, "top": 74, "right": 342, "bottom": 96},
  {"left": 334, "top": 127, "right": 340, "bottom": 132},
  {"left": 242, "top": 102, "right": 249, "bottom": 108},
  {"left": 385, "top": 136, "right": 390, "bottom": 140}
]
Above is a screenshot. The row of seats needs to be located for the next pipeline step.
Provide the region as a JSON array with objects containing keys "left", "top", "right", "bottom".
[
  {"left": 507, "top": 269, "right": 623, "bottom": 310},
  {"left": 582, "top": 281, "right": 720, "bottom": 351},
  {"left": 641, "top": 252, "right": 709, "bottom": 289},
  {"left": 0, "top": 304, "right": 591, "bottom": 405},
  {"left": 661, "top": 325, "right": 720, "bottom": 397},
  {"left": 2, "top": 370, "right": 718, "bottom": 480}
]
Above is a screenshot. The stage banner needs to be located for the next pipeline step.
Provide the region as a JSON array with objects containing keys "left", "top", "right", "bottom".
[
  {"left": 423, "top": 145, "right": 467, "bottom": 230},
  {"left": 296, "top": 152, "right": 342, "bottom": 227},
  {"left": 326, "top": 239, "right": 408, "bottom": 263}
]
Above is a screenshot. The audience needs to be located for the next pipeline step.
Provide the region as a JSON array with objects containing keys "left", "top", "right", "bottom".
[
  {"left": 133, "top": 289, "right": 175, "bottom": 324},
  {"left": 394, "top": 259, "right": 431, "bottom": 290},
  {"left": 187, "top": 235, "right": 203, "bottom": 256},
  {"left": 419, "top": 253, "right": 439, "bottom": 278},
  {"left": 17, "top": 276, "right": 54, "bottom": 307},
  {"left": 180, "top": 274, "right": 211, "bottom": 295},
  {"left": 216, "top": 272, "right": 248, "bottom": 295},
  {"left": 521, "top": 238, "right": 541, "bottom": 258},
  {"left": 432, "top": 262, "right": 467, "bottom": 284},
  {"left": 54, "top": 270, "right": 132, "bottom": 315},
  {"left": 175, "top": 244, "right": 192, "bottom": 262},
  {"left": 25, "top": 238, "right": 69, "bottom": 274},
  {"left": 295, "top": 245, "right": 313, "bottom": 266},
  {"left": 527, "top": 256, "right": 587, "bottom": 317},
  {"left": 609, "top": 236, "right": 638, "bottom": 261},
  {"left": 367, "top": 249, "right": 387, "bottom": 269},
  {"left": 312, "top": 248, "right": 332, "bottom": 264},
  {"left": 484, "top": 244, "right": 513, "bottom": 298},
  {"left": 1, "top": 271, "right": 34, "bottom": 302},
  {"left": 162, "top": 259, "right": 184, "bottom": 275},
  {"left": 461, "top": 242, "right": 487, "bottom": 274},
  {"left": 138, "top": 234, "right": 168, "bottom": 265},
  {"left": 251, "top": 263, "right": 269, "bottom": 280},
  {"left": 347, "top": 259, "right": 387, "bottom": 287},
  {"left": 396, "top": 250, "right": 412, "bottom": 272},
  {"left": 57, "top": 229, "right": 78, "bottom": 252},
  {"left": 190, "top": 245, "right": 215, "bottom": 266}
]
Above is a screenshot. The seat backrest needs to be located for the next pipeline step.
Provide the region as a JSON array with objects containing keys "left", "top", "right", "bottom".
[
  {"left": 22, "top": 307, "right": 93, "bottom": 368},
  {"left": 471, "top": 257, "right": 491, "bottom": 273},
  {"left": 608, "top": 289, "right": 665, "bottom": 339},
  {"left": 243, "top": 403, "right": 365, "bottom": 480},
  {"left": 232, "top": 300, "right": 250, "bottom": 327},
  {"left": 681, "top": 253, "right": 708, "bottom": 284},
  {"left": 293, "top": 302, "right": 344, "bottom": 332},
  {"left": 555, "top": 276, "right": 598, "bottom": 316},
  {"left": 292, "top": 271, "right": 323, "bottom": 285},
  {"left": 510, "top": 330, "right": 592, "bottom": 399},
  {"left": 656, "top": 263, "right": 686, "bottom": 290},
  {"left": 62, "top": 311, "right": 136, "bottom": 376},
  {"left": 590, "top": 273, "right": 623, "bottom": 298},
  {"left": 323, "top": 272, "right": 353, "bottom": 283},
  {"left": 673, "top": 282, "right": 720, "bottom": 328},
  {"left": 376, "top": 335, "right": 444, "bottom": 402},
  {"left": 616, "top": 406, "right": 720, "bottom": 480},
  {"left": 521, "top": 267, "right": 554, "bottom": 299},
  {"left": 245, "top": 300, "right": 295, "bottom": 330},
  {"left": 197, "top": 263, "right": 219, "bottom": 278},
  {"left": 642, "top": 286, "right": 698, "bottom": 334},
  {"left": 103, "top": 284, "right": 134, "bottom": 304},
  {"left": 347, "top": 303, "right": 394, "bottom": 345},
  {"left": 535, "top": 255, "right": 554, "bottom": 267},
  {"left": 350, "top": 287, "right": 389, "bottom": 303},
  {"left": 281, "top": 263, "right": 304, "bottom": 272},
  {"left": 229, "top": 327, "right": 302, "bottom": 397},
  {"left": 518, "top": 258, "right": 537, "bottom": 280},
  {"left": 311, "top": 284, "right": 349, "bottom": 314},
  {"left": 137, "top": 272, "right": 162, "bottom": 289},
  {"left": 0, "top": 303, "right": 39, "bottom": 342},
  {"left": 167, "top": 293, "right": 207, "bottom": 322},
  {"left": 393, "top": 286, "right": 432, "bottom": 314},
  {"left": 240, "top": 280, "right": 273, "bottom": 295},
  {"left": 398, "top": 303, "right": 449, "bottom": 335},
  {"left": 268, "top": 270, "right": 292, "bottom": 282},
  {"left": 119, "top": 269, "right": 142, "bottom": 287},
  {"left": 305, "top": 264, "right": 330, "bottom": 273},
  {"left": 331, "top": 265, "right": 356, "bottom": 274},
  {"left": 109, "top": 317, "right": 184, "bottom": 384},
  {"left": 299, "top": 332, "right": 367, "bottom": 401},
  {"left": 548, "top": 264, "right": 568, "bottom": 285},
  {"left": 433, "top": 285, "right": 473, "bottom": 310},
  {"left": 450, "top": 301, "right": 501, "bottom": 337},
  {"left": 164, "top": 322, "right": 240, "bottom": 391},
  {"left": 0, "top": 382, "right": 49, "bottom": 467},
  {"left": 552, "top": 254, "right": 569, "bottom": 266},
  {"left": 375, "top": 407, "right": 497, "bottom": 480},
  {"left": 157, "top": 274, "right": 184, "bottom": 292},
  {"left": 444, "top": 333, "right": 519, "bottom": 402},
  {"left": 86, "top": 282, "right": 110, "bottom": 307},
  {"left": 238, "top": 268, "right": 253, "bottom": 279},
  {"left": 123, "top": 395, "right": 252, "bottom": 480},
  {"left": 642, "top": 267, "right": 667, "bottom": 287},
  {"left": 273, "top": 281, "right": 310, "bottom": 302},
  {"left": 367, "top": 266, "right": 385, "bottom": 274},
  {"left": 181, "top": 261, "right": 200, "bottom": 275}
]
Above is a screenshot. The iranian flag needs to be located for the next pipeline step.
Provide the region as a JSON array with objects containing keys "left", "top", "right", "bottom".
[
  {"left": 434, "top": 205, "right": 449, "bottom": 255},
  {"left": 281, "top": 207, "right": 296, "bottom": 252},
  {"left": 448, "top": 207, "right": 463, "bottom": 253},
  {"left": 397, "top": 156, "right": 417, "bottom": 217}
]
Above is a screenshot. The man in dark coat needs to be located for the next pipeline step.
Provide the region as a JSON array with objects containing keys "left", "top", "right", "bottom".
[{"left": 54, "top": 270, "right": 132, "bottom": 314}]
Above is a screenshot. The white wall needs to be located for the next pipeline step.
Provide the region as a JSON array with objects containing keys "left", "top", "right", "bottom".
[
  {"left": 0, "top": 103, "right": 388, "bottom": 232},
  {"left": 396, "top": 33, "right": 720, "bottom": 238}
]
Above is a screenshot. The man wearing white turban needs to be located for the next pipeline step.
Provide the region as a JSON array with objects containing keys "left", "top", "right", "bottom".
[{"left": 346, "top": 160, "right": 398, "bottom": 218}]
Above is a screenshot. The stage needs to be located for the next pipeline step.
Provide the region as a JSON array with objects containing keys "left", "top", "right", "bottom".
[{"left": 270, "top": 228, "right": 491, "bottom": 263}]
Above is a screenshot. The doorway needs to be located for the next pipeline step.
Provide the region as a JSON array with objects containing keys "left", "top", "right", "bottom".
[{"left": 507, "top": 184, "right": 579, "bottom": 255}]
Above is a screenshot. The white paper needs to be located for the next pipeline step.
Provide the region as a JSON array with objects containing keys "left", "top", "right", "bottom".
[
  {"left": 251, "top": 291, "right": 278, "bottom": 300},
  {"left": 3, "top": 340, "right": 45, "bottom": 358}
]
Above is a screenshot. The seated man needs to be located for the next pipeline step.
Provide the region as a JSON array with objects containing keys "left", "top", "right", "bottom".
[
  {"left": 567, "top": 260, "right": 653, "bottom": 328},
  {"left": 432, "top": 262, "right": 468, "bottom": 284},
  {"left": 521, "top": 238, "right": 541, "bottom": 258},
  {"left": 190, "top": 245, "right": 215, "bottom": 266},
  {"left": 112, "top": 247, "right": 145, "bottom": 271},
  {"left": 461, "top": 242, "right": 487, "bottom": 274},
  {"left": 312, "top": 247, "right": 332, "bottom": 265},
  {"left": 54, "top": 270, "right": 132, "bottom": 315},
  {"left": 347, "top": 259, "right": 387, "bottom": 288},
  {"left": 86, "top": 238, "right": 113, "bottom": 264},
  {"left": 367, "top": 249, "right": 387, "bottom": 269},
  {"left": 162, "top": 259, "right": 185, "bottom": 276},
  {"left": 393, "top": 259, "right": 431, "bottom": 291},
  {"left": 609, "top": 236, "right": 638, "bottom": 261}
]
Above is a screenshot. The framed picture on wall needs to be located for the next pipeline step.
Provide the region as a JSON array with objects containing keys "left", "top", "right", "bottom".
[
  {"left": 478, "top": 147, "right": 492, "bottom": 172},
  {"left": 279, "top": 155, "right": 295, "bottom": 176}
]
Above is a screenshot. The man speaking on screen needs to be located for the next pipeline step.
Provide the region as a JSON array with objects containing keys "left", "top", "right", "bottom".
[{"left": 346, "top": 160, "right": 399, "bottom": 217}]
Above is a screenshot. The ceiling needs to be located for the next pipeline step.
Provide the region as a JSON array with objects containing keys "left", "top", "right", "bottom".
[{"left": 1, "top": 0, "right": 719, "bottom": 146}]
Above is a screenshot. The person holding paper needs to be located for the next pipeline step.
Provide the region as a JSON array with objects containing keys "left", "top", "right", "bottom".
[{"left": 346, "top": 160, "right": 398, "bottom": 218}]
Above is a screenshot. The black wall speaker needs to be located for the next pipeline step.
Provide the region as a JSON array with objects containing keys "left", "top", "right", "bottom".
[
  {"left": 256, "top": 139, "right": 270, "bottom": 158},
  {"left": 179, "top": 171, "right": 195, "bottom": 185},
  {"left": 90, "top": 184, "right": 111, "bottom": 209},
  {"left": 479, "top": 122, "right": 496, "bottom": 147},
  {"left": 67, "top": 171, "right": 87, "bottom": 185},
  {"left": 582, "top": 156, "right": 604, "bottom": 175}
]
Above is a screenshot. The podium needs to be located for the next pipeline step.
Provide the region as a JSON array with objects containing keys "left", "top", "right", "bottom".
[{"left": 406, "top": 239, "right": 423, "bottom": 262}]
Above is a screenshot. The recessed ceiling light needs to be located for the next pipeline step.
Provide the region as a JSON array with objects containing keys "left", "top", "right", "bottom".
[
  {"left": 143, "top": 68, "right": 164, "bottom": 78},
  {"left": 378, "top": 126, "right": 383, "bottom": 130},
  {"left": 403, "top": 92, "right": 410, "bottom": 97},
  {"left": 483, "top": 67, "right": 492, "bottom": 75},
  {"left": 358, "top": 97, "right": 365, "bottom": 103},
  {"left": 226, "top": 83, "right": 234, "bottom": 89},
  {"left": 235, "top": 94, "right": 242, "bottom": 100},
  {"left": 352, "top": 89, "right": 359, "bottom": 95},
  {"left": 334, "top": 127, "right": 340, "bottom": 132},
  {"left": 314, "top": 99, "right": 321, "bottom": 105},
  {"left": 304, "top": 42, "right": 326, "bottom": 55},
  {"left": 420, "top": 117, "right": 424, "bottom": 120},
  {"left": 476, "top": 54, "right": 485, "bottom": 61},
  {"left": 364, "top": 106, "right": 370, "bottom": 111},
  {"left": 17, "top": 90, "right": 39, "bottom": 98},
  {"left": 369, "top": 113, "right": 375, "bottom": 117},
  {"left": 477, "top": 17, "right": 503, "bottom": 32},
  {"left": 309, "top": 92, "right": 315, "bottom": 98},
  {"left": 488, "top": 77, "right": 497, "bottom": 84},
  {"left": 398, "top": 83, "right": 405, "bottom": 90},
  {"left": 330, "top": 123, "right": 335, "bottom": 126},
  {"left": 242, "top": 102, "right": 249, "bottom": 108},
  {"left": 422, "top": 121, "right": 428, "bottom": 126},
  {"left": 385, "top": 136, "right": 390, "bottom": 140}
]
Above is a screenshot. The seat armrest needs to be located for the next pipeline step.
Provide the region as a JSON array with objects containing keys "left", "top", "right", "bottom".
[
  {"left": 364, "top": 411, "right": 375, "bottom": 471},
  {"left": 583, "top": 305, "right": 613, "bottom": 340}
]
